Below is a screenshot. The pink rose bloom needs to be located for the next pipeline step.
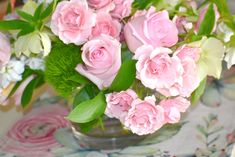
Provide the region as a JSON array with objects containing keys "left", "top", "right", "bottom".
[
  {"left": 124, "top": 96, "right": 165, "bottom": 135},
  {"left": 134, "top": 45, "right": 183, "bottom": 93},
  {"left": 105, "top": 89, "right": 138, "bottom": 123},
  {"left": 50, "top": 0, "right": 96, "bottom": 45},
  {"left": 195, "top": 4, "right": 220, "bottom": 33},
  {"left": 87, "top": 0, "right": 113, "bottom": 10},
  {"left": 76, "top": 35, "right": 121, "bottom": 89},
  {"left": 90, "top": 12, "right": 121, "bottom": 39},
  {"left": 152, "top": 45, "right": 200, "bottom": 97},
  {"left": 159, "top": 96, "right": 190, "bottom": 124},
  {"left": 0, "top": 32, "right": 11, "bottom": 68},
  {"left": 175, "top": 45, "right": 200, "bottom": 62},
  {"left": 124, "top": 7, "right": 178, "bottom": 52},
  {"left": 110, "top": 0, "right": 134, "bottom": 20}
]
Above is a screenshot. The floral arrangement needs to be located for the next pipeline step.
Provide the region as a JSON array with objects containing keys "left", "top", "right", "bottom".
[{"left": 0, "top": 0, "right": 235, "bottom": 135}]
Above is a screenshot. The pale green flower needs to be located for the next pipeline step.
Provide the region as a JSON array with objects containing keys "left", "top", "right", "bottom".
[
  {"left": 189, "top": 37, "right": 225, "bottom": 81},
  {"left": 22, "top": 0, "right": 38, "bottom": 15},
  {"left": 14, "top": 32, "right": 51, "bottom": 57}
]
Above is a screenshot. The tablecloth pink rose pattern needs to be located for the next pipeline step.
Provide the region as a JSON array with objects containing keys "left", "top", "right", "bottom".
[{"left": 0, "top": 80, "right": 235, "bottom": 157}]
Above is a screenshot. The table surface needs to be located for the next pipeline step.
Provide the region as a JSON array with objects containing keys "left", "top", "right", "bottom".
[
  {"left": 1, "top": 1, "right": 235, "bottom": 157},
  {"left": 0, "top": 83, "right": 235, "bottom": 157}
]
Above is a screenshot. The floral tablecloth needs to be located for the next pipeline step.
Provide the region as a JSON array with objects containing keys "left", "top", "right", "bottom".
[{"left": 0, "top": 81, "right": 235, "bottom": 157}]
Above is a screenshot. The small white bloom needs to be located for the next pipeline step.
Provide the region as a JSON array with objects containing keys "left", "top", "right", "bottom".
[
  {"left": 224, "top": 47, "right": 235, "bottom": 69},
  {"left": 0, "top": 59, "right": 25, "bottom": 90},
  {"left": 26, "top": 57, "right": 45, "bottom": 71}
]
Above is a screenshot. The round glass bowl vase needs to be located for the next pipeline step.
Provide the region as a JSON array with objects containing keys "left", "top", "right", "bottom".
[{"left": 71, "top": 117, "right": 146, "bottom": 150}]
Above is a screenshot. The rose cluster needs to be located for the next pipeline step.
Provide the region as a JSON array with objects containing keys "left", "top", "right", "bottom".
[
  {"left": 50, "top": 0, "right": 133, "bottom": 89},
  {"left": 105, "top": 89, "right": 190, "bottom": 135},
  {"left": 49, "top": 0, "right": 228, "bottom": 135}
]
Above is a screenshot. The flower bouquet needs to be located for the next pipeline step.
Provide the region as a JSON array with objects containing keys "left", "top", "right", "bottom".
[{"left": 1, "top": 0, "right": 235, "bottom": 149}]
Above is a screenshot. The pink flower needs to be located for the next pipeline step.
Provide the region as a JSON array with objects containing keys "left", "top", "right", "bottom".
[
  {"left": 0, "top": 32, "right": 11, "bottom": 68},
  {"left": 87, "top": 0, "right": 113, "bottom": 10},
  {"left": 195, "top": 4, "right": 220, "bottom": 33},
  {"left": 0, "top": 105, "right": 69, "bottom": 157},
  {"left": 175, "top": 45, "right": 200, "bottom": 62},
  {"left": 159, "top": 46, "right": 200, "bottom": 97},
  {"left": 110, "top": 0, "right": 134, "bottom": 20},
  {"left": 90, "top": 11, "right": 121, "bottom": 39},
  {"left": 50, "top": 0, "right": 96, "bottom": 45},
  {"left": 124, "top": 7, "right": 178, "bottom": 52},
  {"left": 76, "top": 35, "right": 121, "bottom": 89},
  {"left": 124, "top": 96, "right": 165, "bottom": 135},
  {"left": 134, "top": 45, "right": 183, "bottom": 93},
  {"left": 105, "top": 89, "right": 138, "bottom": 123},
  {"left": 159, "top": 97, "right": 190, "bottom": 124}
]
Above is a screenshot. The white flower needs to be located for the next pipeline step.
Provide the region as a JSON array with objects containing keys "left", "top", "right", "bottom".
[
  {"left": 225, "top": 47, "right": 235, "bottom": 69},
  {"left": 0, "top": 59, "right": 25, "bottom": 90},
  {"left": 14, "top": 32, "right": 51, "bottom": 57},
  {"left": 26, "top": 57, "right": 45, "bottom": 71}
]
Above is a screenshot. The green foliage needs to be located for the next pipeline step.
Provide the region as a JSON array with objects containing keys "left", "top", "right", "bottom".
[
  {"left": 67, "top": 92, "right": 106, "bottom": 123},
  {"left": 212, "top": 0, "right": 235, "bottom": 32},
  {"left": 132, "top": 0, "right": 164, "bottom": 10},
  {"left": 73, "top": 84, "right": 99, "bottom": 109},
  {"left": 198, "top": 3, "right": 216, "bottom": 36},
  {"left": 45, "top": 42, "right": 82, "bottom": 98},
  {"left": 109, "top": 60, "right": 137, "bottom": 92},
  {"left": 0, "top": 0, "right": 57, "bottom": 37},
  {"left": 21, "top": 76, "right": 44, "bottom": 108},
  {"left": 191, "top": 78, "right": 207, "bottom": 104}
]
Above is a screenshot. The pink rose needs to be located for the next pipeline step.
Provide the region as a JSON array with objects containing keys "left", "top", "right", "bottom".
[
  {"left": 124, "top": 7, "right": 178, "bottom": 52},
  {"left": 87, "top": 0, "right": 113, "bottom": 10},
  {"left": 195, "top": 4, "right": 220, "bottom": 33},
  {"left": 175, "top": 45, "right": 200, "bottom": 62},
  {"left": 90, "top": 12, "right": 121, "bottom": 39},
  {"left": 105, "top": 89, "right": 138, "bottom": 123},
  {"left": 110, "top": 0, "right": 134, "bottom": 20},
  {"left": 134, "top": 45, "right": 183, "bottom": 93},
  {"left": 124, "top": 96, "right": 165, "bottom": 135},
  {"left": 76, "top": 35, "right": 121, "bottom": 89},
  {"left": 0, "top": 32, "right": 11, "bottom": 68},
  {"left": 159, "top": 97, "right": 190, "bottom": 124},
  {"left": 50, "top": 0, "right": 96, "bottom": 45},
  {"left": 157, "top": 46, "right": 200, "bottom": 97}
]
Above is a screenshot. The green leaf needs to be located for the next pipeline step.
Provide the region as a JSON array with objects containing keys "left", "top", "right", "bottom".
[
  {"left": 73, "top": 84, "right": 99, "bottom": 108},
  {"left": 41, "top": 0, "right": 57, "bottom": 19},
  {"left": 212, "top": 0, "right": 235, "bottom": 31},
  {"left": 191, "top": 78, "right": 207, "bottom": 104},
  {"left": 67, "top": 73, "right": 91, "bottom": 85},
  {"left": 0, "top": 20, "right": 30, "bottom": 30},
  {"left": 21, "top": 76, "right": 41, "bottom": 108},
  {"left": 67, "top": 92, "right": 106, "bottom": 123},
  {"left": 198, "top": 3, "right": 216, "bottom": 36},
  {"left": 109, "top": 60, "right": 137, "bottom": 92},
  {"left": 73, "top": 87, "right": 90, "bottom": 109},
  {"left": 34, "top": 3, "right": 44, "bottom": 20},
  {"left": 17, "top": 26, "right": 35, "bottom": 37},
  {"left": 16, "top": 9, "right": 35, "bottom": 22}
]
